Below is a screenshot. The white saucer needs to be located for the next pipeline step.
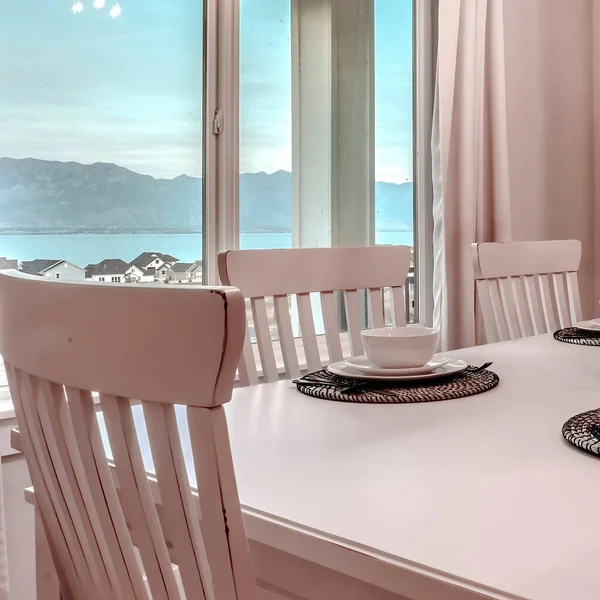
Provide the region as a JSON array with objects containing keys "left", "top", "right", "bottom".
[
  {"left": 344, "top": 355, "right": 450, "bottom": 376},
  {"left": 327, "top": 358, "right": 469, "bottom": 382},
  {"left": 576, "top": 319, "right": 600, "bottom": 332}
]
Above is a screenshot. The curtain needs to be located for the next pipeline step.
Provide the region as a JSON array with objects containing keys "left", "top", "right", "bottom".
[{"left": 433, "top": 0, "right": 512, "bottom": 350}]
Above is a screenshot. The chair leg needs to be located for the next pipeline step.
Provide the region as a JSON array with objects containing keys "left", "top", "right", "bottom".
[{"left": 35, "top": 512, "right": 61, "bottom": 600}]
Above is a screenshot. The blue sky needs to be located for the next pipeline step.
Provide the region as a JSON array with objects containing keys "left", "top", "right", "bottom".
[{"left": 0, "top": 0, "right": 412, "bottom": 183}]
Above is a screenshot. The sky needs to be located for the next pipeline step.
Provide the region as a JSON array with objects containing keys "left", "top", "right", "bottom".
[{"left": 0, "top": 0, "right": 412, "bottom": 183}]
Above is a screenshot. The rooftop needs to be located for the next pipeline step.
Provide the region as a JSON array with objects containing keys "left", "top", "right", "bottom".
[
  {"left": 85, "top": 259, "right": 129, "bottom": 276},
  {"left": 21, "top": 259, "right": 63, "bottom": 275},
  {"left": 170, "top": 262, "right": 197, "bottom": 273},
  {"left": 129, "top": 252, "right": 178, "bottom": 270}
]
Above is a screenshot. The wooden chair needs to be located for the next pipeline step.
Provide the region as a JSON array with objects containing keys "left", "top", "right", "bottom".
[
  {"left": 472, "top": 240, "right": 582, "bottom": 343},
  {"left": 218, "top": 246, "right": 412, "bottom": 386},
  {"left": 0, "top": 271, "right": 256, "bottom": 600}
]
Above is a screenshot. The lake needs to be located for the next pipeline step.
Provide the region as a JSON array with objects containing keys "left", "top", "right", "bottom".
[{"left": 0, "top": 231, "right": 414, "bottom": 267}]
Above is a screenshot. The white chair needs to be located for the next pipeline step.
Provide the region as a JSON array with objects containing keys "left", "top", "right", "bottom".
[
  {"left": 0, "top": 271, "right": 256, "bottom": 600},
  {"left": 218, "top": 246, "right": 412, "bottom": 385},
  {"left": 472, "top": 240, "right": 582, "bottom": 343}
]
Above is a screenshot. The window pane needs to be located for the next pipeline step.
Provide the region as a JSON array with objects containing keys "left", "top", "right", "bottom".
[
  {"left": 375, "top": 0, "right": 414, "bottom": 322},
  {"left": 239, "top": 0, "right": 292, "bottom": 251},
  {"left": 0, "top": 0, "right": 204, "bottom": 288}
]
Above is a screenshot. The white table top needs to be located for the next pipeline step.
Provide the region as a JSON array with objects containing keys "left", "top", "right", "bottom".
[
  {"left": 12, "top": 333, "right": 599, "bottom": 599},
  {"left": 221, "top": 335, "right": 600, "bottom": 600}
]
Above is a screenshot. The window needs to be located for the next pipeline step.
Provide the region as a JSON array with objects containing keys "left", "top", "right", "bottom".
[
  {"left": 0, "top": 0, "right": 205, "bottom": 285},
  {"left": 239, "top": 0, "right": 292, "bottom": 251},
  {"left": 235, "top": 2, "right": 425, "bottom": 316},
  {"left": 0, "top": 0, "right": 433, "bottom": 391},
  {"left": 234, "top": 0, "right": 426, "bottom": 344},
  {"left": 55, "top": 273, "right": 60, "bottom": 279}
]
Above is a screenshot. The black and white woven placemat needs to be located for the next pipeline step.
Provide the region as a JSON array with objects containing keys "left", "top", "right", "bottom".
[
  {"left": 554, "top": 328, "right": 600, "bottom": 346},
  {"left": 294, "top": 367, "right": 499, "bottom": 404},
  {"left": 562, "top": 408, "right": 600, "bottom": 456}
]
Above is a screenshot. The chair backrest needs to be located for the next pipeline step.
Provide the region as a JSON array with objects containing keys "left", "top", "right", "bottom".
[
  {"left": 472, "top": 240, "right": 583, "bottom": 343},
  {"left": 0, "top": 271, "right": 255, "bottom": 600},
  {"left": 218, "top": 246, "right": 412, "bottom": 386}
]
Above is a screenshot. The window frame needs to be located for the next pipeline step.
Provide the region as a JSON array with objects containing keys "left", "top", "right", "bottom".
[{"left": 204, "top": 0, "right": 435, "bottom": 325}]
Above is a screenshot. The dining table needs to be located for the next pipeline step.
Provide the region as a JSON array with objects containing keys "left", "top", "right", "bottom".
[
  {"left": 215, "top": 333, "right": 600, "bottom": 600},
  {"left": 7, "top": 332, "right": 600, "bottom": 600}
]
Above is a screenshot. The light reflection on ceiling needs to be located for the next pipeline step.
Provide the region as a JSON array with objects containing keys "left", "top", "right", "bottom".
[
  {"left": 71, "top": 0, "right": 121, "bottom": 18},
  {"left": 109, "top": 3, "right": 121, "bottom": 18}
]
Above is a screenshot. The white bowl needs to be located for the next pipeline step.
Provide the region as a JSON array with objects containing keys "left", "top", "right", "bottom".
[{"left": 360, "top": 327, "right": 439, "bottom": 369}]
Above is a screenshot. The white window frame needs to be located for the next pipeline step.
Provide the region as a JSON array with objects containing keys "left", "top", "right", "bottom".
[
  {"left": 202, "top": 0, "right": 435, "bottom": 326},
  {"left": 203, "top": 0, "right": 240, "bottom": 285},
  {"left": 413, "top": 0, "right": 436, "bottom": 326}
]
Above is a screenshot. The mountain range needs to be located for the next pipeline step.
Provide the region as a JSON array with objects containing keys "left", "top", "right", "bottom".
[{"left": 0, "top": 157, "right": 413, "bottom": 233}]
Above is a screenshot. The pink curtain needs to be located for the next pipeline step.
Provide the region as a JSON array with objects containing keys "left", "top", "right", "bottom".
[
  {"left": 504, "top": 0, "right": 595, "bottom": 319},
  {"left": 434, "top": 0, "right": 512, "bottom": 350}
]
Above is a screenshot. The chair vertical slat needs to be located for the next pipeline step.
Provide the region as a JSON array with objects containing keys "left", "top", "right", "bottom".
[
  {"left": 238, "top": 333, "right": 259, "bottom": 387},
  {"left": 296, "top": 293, "right": 322, "bottom": 372},
  {"left": 35, "top": 379, "right": 114, "bottom": 599},
  {"left": 391, "top": 286, "right": 406, "bottom": 327},
  {"left": 100, "top": 394, "right": 179, "bottom": 600},
  {"left": 523, "top": 275, "right": 544, "bottom": 335},
  {"left": 509, "top": 276, "right": 533, "bottom": 338},
  {"left": 35, "top": 510, "right": 62, "bottom": 600},
  {"left": 273, "top": 295, "right": 301, "bottom": 379},
  {"left": 536, "top": 274, "right": 558, "bottom": 332},
  {"left": 251, "top": 297, "right": 279, "bottom": 383},
  {"left": 187, "top": 406, "right": 239, "bottom": 600},
  {"left": 142, "top": 401, "right": 209, "bottom": 600},
  {"left": 344, "top": 290, "right": 363, "bottom": 357},
  {"left": 67, "top": 387, "right": 148, "bottom": 600},
  {"left": 17, "top": 372, "right": 96, "bottom": 595},
  {"left": 368, "top": 288, "right": 385, "bottom": 329},
  {"left": 488, "top": 279, "right": 510, "bottom": 342},
  {"left": 6, "top": 365, "right": 84, "bottom": 599},
  {"left": 210, "top": 406, "right": 258, "bottom": 600},
  {"left": 566, "top": 271, "right": 583, "bottom": 323},
  {"left": 476, "top": 280, "right": 500, "bottom": 344},
  {"left": 552, "top": 272, "right": 570, "bottom": 329},
  {"left": 497, "top": 278, "right": 517, "bottom": 340},
  {"left": 320, "top": 291, "right": 343, "bottom": 363}
]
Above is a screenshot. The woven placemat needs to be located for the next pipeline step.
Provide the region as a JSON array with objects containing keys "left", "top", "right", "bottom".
[
  {"left": 562, "top": 408, "right": 600, "bottom": 456},
  {"left": 294, "top": 367, "right": 499, "bottom": 404},
  {"left": 554, "top": 328, "right": 600, "bottom": 346}
]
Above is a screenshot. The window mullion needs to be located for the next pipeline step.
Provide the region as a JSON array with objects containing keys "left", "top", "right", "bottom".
[
  {"left": 414, "top": 0, "right": 436, "bottom": 325},
  {"left": 291, "top": 0, "right": 375, "bottom": 250},
  {"left": 203, "top": 0, "right": 240, "bottom": 285}
]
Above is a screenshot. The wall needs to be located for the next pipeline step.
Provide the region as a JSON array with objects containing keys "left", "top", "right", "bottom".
[
  {"left": 503, "top": 0, "right": 596, "bottom": 317},
  {"left": 45, "top": 263, "right": 86, "bottom": 282}
]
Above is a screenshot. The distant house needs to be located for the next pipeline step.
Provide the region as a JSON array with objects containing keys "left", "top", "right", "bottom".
[
  {"left": 85, "top": 259, "right": 129, "bottom": 283},
  {"left": 127, "top": 252, "right": 178, "bottom": 283},
  {"left": 166, "top": 261, "right": 202, "bottom": 283},
  {"left": 21, "top": 259, "right": 85, "bottom": 281},
  {"left": 0, "top": 257, "right": 19, "bottom": 270},
  {"left": 129, "top": 252, "right": 178, "bottom": 271},
  {"left": 125, "top": 264, "right": 156, "bottom": 283}
]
